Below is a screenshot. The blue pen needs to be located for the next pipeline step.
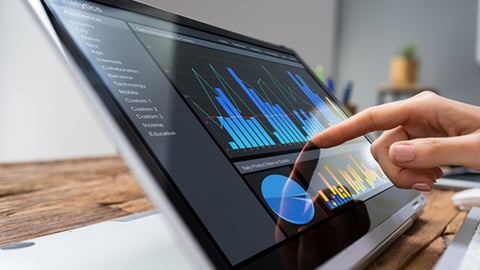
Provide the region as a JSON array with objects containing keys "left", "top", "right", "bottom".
[
  {"left": 326, "top": 77, "right": 335, "bottom": 94},
  {"left": 342, "top": 81, "right": 353, "bottom": 104}
]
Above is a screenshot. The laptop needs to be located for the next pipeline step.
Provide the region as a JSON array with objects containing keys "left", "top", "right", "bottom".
[
  {"left": 435, "top": 166, "right": 480, "bottom": 189},
  {"left": 435, "top": 207, "right": 480, "bottom": 270},
  {"left": 24, "top": 0, "right": 426, "bottom": 269},
  {"left": 1, "top": 211, "right": 192, "bottom": 270}
]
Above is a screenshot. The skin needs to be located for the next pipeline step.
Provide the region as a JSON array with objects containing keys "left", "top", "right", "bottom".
[{"left": 312, "top": 91, "right": 480, "bottom": 191}]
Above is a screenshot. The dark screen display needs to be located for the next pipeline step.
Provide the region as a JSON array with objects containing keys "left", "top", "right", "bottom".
[
  {"left": 133, "top": 27, "right": 344, "bottom": 160},
  {"left": 40, "top": 0, "right": 415, "bottom": 268}
]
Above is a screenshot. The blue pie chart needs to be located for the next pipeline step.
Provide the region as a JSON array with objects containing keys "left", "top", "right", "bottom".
[{"left": 261, "top": 174, "right": 315, "bottom": 225}]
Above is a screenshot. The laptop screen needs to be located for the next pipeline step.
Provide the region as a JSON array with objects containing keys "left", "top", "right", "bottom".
[{"left": 37, "top": 0, "right": 421, "bottom": 268}]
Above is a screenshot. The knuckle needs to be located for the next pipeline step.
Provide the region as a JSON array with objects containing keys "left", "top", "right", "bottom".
[{"left": 414, "top": 90, "right": 438, "bottom": 100}]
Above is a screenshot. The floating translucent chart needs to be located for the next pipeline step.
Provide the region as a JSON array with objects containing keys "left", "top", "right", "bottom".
[{"left": 261, "top": 174, "right": 315, "bottom": 225}]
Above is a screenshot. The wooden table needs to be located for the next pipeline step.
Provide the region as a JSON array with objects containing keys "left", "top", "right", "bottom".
[{"left": 0, "top": 156, "right": 465, "bottom": 269}]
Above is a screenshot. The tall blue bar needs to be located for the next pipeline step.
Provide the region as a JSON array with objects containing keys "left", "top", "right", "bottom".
[
  {"left": 267, "top": 103, "right": 296, "bottom": 143},
  {"left": 309, "top": 112, "right": 325, "bottom": 131},
  {"left": 293, "top": 110, "right": 310, "bottom": 136},
  {"left": 327, "top": 201, "right": 334, "bottom": 209},
  {"left": 224, "top": 117, "right": 252, "bottom": 148},
  {"left": 273, "top": 131, "right": 286, "bottom": 144},
  {"left": 287, "top": 71, "right": 343, "bottom": 126},
  {"left": 227, "top": 67, "right": 298, "bottom": 144},
  {"left": 215, "top": 88, "right": 267, "bottom": 147},
  {"left": 250, "top": 118, "right": 275, "bottom": 145},
  {"left": 299, "top": 110, "right": 317, "bottom": 137},
  {"left": 297, "top": 73, "right": 343, "bottom": 125},
  {"left": 216, "top": 97, "right": 254, "bottom": 148},
  {"left": 219, "top": 117, "right": 245, "bottom": 149},
  {"left": 272, "top": 104, "right": 306, "bottom": 142},
  {"left": 245, "top": 87, "right": 290, "bottom": 144},
  {"left": 214, "top": 83, "right": 285, "bottom": 150},
  {"left": 244, "top": 119, "right": 266, "bottom": 147}
]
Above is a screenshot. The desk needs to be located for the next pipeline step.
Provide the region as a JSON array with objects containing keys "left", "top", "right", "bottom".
[{"left": 0, "top": 156, "right": 464, "bottom": 269}]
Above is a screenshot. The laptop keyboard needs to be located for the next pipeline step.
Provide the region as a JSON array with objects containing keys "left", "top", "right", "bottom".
[{"left": 458, "top": 220, "right": 480, "bottom": 270}]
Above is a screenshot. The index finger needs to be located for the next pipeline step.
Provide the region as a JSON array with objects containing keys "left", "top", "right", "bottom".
[{"left": 312, "top": 100, "right": 413, "bottom": 148}]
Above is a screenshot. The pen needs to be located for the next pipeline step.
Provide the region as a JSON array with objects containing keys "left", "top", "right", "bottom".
[
  {"left": 326, "top": 77, "right": 335, "bottom": 94},
  {"left": 342, "top": 81, "right": 353, "bottom": 104}
]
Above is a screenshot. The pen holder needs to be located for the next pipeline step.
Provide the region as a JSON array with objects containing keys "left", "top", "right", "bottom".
[{"left": 390, "top": 56, "right": 419, "bottom": 86}]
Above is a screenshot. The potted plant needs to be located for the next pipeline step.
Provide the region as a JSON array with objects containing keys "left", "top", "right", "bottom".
[{"left": 390, "top": 44, "right": 419, "bottom": 86}]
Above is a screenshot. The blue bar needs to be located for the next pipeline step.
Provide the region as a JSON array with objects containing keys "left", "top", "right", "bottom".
[
  {"left": 334, "top": 196, "right": 342, "bottom": 205},
  {"left": 293, "top": 110, "right": 307, "bottom": 126},
  {"left": 215, "top": 87, "right": 277, "bottom": 147},
  {"left": 227, "top": 67, "right": 249, "bottom": 91},
  {"left": 273, "top": 104, "right": 306, "bottom": 142},
  {"left": 299, "top": 110, "right": 310, "bottom": 119},
  {"left": 288, "top": 71, "right": 318, "bottom": 105},
  {"left": 300, "top": 110, "right": 316, "bottom": 137},
  {"left": 250, "top": 118, "right": 276, "bottom": 145},
  {"left": 245, "top": 119, "right": 269, "bottom": 146},
  {"left": 215, "top": 90, "right": 259, "bottom": 148},
  {"left": 219, "top": 117, "right": 245, "bottom": 149},
  {"left": 246, "top": 88, "right": 289, "bottom": 143},
  {"left": 273, "top": 131, "right": 286, "bottom": 144},
  {"left": 288, "top": 71, "right": 344, "bottom": 126},
  {"left": 305, "top": 112, "right": 322, "bottom": 133},
  {"left": 228, "top": 68, "right": 295, "bottom": 144},
  {"left": 293, "top": 110, "right": 314, "bottom": 137},
  {"left": 278, "top": 106, "right": 307, "bottom": 142},
  {"left": 268, "top": 103, "right": 296, "bottom": 143},
  {"left": 227, "top": 67, "right": 337, "bottom": 146},
  {"left": 217, "top": 97, "right": 253, "bottom": 148},
  {"left": 295, "top": 74, "right": 323, "bottom": 104},
  {"left": 229, "top": 142, "right": 239, "bottom": 150},
  {"left": 287, "top": 71, "right": 341, "bottom": 125},
  {"left": 243, "top": 119, "right": 265, "bottom": 147},
  {"left": 220, "top": 117, "right": 246, "bottom": 148},
  {"left": 224, "top": 116, "right": 253, "bottom": 148},
  {"left": 309, "top": 112, "right": 325, "bottom": 131},
  {"left": 304, "top": 118, "right": 315, "bottom": 138},
  {"left": 294, "top": 110, "right": 313, "bottom": 134},
  {"left": 306, "top": 119, "right": 320, "bottom": 136},
  {"left": 327, "top": 201, "right": 334, "bottom": 209}
]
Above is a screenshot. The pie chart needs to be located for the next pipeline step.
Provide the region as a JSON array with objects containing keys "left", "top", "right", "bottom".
[{"left": 261, "top": 174, "right": 315, "bottom": 225}]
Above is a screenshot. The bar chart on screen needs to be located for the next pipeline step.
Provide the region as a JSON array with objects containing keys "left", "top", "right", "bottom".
[
  {"left": 189, "top": 64, "right": 345, "bottom": 153},
  {"left": 311, "top": 152, "right": 391, "bottom": 210}
]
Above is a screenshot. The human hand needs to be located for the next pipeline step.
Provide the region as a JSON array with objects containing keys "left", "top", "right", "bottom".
[{"left": 312, "top": 91, "right": 480, "bottom": 191}]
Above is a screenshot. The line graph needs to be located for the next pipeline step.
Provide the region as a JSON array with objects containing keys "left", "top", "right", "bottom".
[{"left": 190, "top": 64, "right": 345, "bottom": 152}]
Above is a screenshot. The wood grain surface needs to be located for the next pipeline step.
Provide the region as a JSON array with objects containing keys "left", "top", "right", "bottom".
[
  {"left": 0, "top": 156, "right": 464, "bottom": 269},
  {"left": 0, "top": 156, "right": 153, "bottom": 246}
]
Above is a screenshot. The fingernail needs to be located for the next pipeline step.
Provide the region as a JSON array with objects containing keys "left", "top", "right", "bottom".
[
  {"left": 391, "top": 143, "right": 415, "bottom": 163},
  {"left": 412, "top": 183, "right": 432, "bottom": 192}
]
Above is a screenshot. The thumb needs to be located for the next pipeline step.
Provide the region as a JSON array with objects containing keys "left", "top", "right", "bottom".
[{"left": 388, "top": 133, "right": 480, "bottom": 170}]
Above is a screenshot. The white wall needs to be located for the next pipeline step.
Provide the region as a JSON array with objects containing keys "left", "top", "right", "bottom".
[
  {"left": 0, "top": 0, "right": 337, "bottom": 163},
  {"left": 139, "top": 0, "right": 338, "bottom": 73},
  {"left": 336, "top": 0, "right": 480, "bottom": 110},
  {"left": 0, "top": 1, "right": 117, "bottom": 163}
]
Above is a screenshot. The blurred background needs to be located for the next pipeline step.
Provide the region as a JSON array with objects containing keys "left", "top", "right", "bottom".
[{"left": 0, "top": 0, "right": 479, "bottom": 163}]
